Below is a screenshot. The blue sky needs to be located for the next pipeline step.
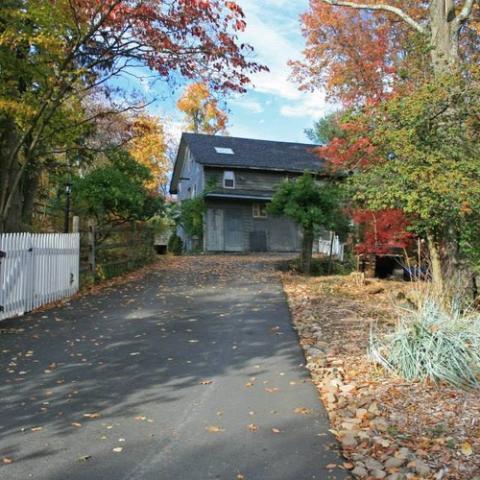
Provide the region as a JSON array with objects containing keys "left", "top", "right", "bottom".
[{"left": 121, "top": 0, "right": 331, "bottom": 145}]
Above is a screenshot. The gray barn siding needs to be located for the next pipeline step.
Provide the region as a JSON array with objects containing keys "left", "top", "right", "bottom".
[
  {"left": 204, "top": 199, "right": 301, "bottom": 252},
  {"left": 204, "top": 167, "right": 300, "bottom": 195}
]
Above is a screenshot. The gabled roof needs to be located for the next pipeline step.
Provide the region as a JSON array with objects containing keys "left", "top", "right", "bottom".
[{"left": 170, "top": 133, "right": 325, "bottom": 194}]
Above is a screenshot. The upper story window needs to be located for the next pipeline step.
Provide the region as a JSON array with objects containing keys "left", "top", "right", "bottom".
[
  {"left": 215, "top": 147, "right": 234, "bottom": 155},
  {"left": 223, "top": 171, "right": 235, "bottom": 189}
]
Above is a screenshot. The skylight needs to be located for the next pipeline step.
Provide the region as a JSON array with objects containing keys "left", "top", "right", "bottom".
[{"left": 214, "top": 147, "right": 234, "bottom": 155}]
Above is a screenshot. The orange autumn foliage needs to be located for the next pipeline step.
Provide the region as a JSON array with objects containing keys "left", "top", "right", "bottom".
[{"left": 291, "top": 1, "right": 428, "bottom": 107}]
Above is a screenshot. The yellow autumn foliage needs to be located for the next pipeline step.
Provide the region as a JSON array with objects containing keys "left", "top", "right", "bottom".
[
  {"left": 127, "top": 115, "right": 169, "bottom": 192},
  {"left": 177, "top": 82, "right": 228, "bottom": 135}
]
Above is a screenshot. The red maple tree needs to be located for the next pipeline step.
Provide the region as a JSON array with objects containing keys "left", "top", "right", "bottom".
[{"left": 352, "top": 209, "right": 413, "bottom": 255}]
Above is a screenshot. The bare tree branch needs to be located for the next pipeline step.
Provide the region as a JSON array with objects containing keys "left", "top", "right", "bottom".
[
  {"left": 455, "top": 0, "right": 476, "bottom": 25},
  {"left": 319, "top": 0, "right": 426, "bottom": 34}
]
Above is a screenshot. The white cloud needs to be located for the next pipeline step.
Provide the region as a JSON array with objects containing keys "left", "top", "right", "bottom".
[
  {"left": 230, "top": 98, "right": 264, "bottom": 114},
  {"left": 280, "top": 93, "right": 328, "bottom": 120},
  {"left": 237, "top": 0, "right": 329, "bottom": 120}
]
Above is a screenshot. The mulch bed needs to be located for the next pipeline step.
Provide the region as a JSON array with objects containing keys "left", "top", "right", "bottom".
[{"left": 282, "top": 273, "right": 480, "bottom": 480}]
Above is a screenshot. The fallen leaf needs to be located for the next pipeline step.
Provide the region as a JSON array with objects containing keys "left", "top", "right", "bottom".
[
  {"left": 460, "top": 441, "right": 473, "bottom": 456},
  {"left": 206, "top": 425, "right": 224, "bottom": 433},
  {"left": 83, "top": 413, "right": 100, "bottom": 419},
  {"left": 2, "top": 457, "right": 13, "bottom": 465},
  {"left": 265, "top": 387, "right": 279, "bottom": 393},
  {"left": 326, "top": 463, "right": 337, "bottom": 469},
  {"left": 294, "top": 407, "right": 313, "bottom": 415},
  {"left": 271, "top": 428, "right": 281, "bottom": 433},
  {"left": 199, "top": 380, "right": 213, "bottom": 385},
  {"left": 112, "top": 447, "right": 123, "bottom": 453},
  {"left": 71, "top": 422, "right": 82, "bottom": 428},
  {"left": 31, "top": 426, "right": 43, "bottom": 432},
  {"left": 248, "top": 424, "right": 258, "bottom": 432},
  {"left": 245, "top": 382, "right": 254, "bottom": 388}
]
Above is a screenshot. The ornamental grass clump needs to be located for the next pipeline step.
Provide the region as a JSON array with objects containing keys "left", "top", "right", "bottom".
[{"left": 370, "top": 299, "right": 480, "bottom": 390}]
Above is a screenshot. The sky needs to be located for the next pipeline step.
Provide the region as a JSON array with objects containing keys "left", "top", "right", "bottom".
[{"left": 122, "top": 0, "right": 332, "bottom": 145}]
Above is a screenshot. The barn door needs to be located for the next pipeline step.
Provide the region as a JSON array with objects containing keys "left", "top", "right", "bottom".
[
  {"left": 206, "top": 208, "right": 224, "bottom": 251},
  {"left": 224, "top": 209, "right": 244, "bottom": 252}
]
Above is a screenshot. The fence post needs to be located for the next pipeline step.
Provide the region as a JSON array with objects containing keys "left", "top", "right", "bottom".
[
  {"left": 72, "top": 216, "right": 80, "bottom": 234},
  {"left": 88, "top": 219, "right": 96, "bottom": 281}
]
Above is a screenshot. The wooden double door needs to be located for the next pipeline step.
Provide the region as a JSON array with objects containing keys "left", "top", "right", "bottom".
[{"left": 206, "top": 207, "right": 244, "bottom": 252}]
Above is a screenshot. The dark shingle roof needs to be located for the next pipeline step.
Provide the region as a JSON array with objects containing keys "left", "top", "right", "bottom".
[{"left": 182, "top": 133, "right": 324, "bottom": 172}]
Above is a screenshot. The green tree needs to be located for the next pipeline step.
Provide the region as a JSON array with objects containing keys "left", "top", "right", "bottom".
[
  {"left": 305, "top": 114, "right": 344, "bottom": 145},
  {"left": 72, "top": 148, "right": 164, "bottom": 226},
  {"left": 180, "top": 197, "right": 206, "bottom": 241},
  {"left": 0, "top": 0, "right": 264, "bottom": 232},
  {"left": 268, "top": 173, "right": 345, "bottom": 274},
  {"left": 348, "top": 74, "right": 480, "bottom": 294}
]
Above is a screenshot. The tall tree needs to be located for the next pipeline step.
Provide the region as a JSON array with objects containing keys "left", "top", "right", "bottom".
[
  {"left": 306, "top": 1, "right": 479, "bottom": 75},
  {"left": 295, "top": 1, "right": 480, "bottom": 292},
  {"left": 292, "top": 1, "right": 480, "bottom": 110},
  {"left": 347, "top": 74, "right": 480, "bottom": 293},
  {"left": 127, "top": 114, "right": 169, "bottom": 193},
  {"left": 0, "top": 0, "right": 265, "bottom": 232},
  {"left": 177, "top": 82, "right": 228, "bottom": 135}
]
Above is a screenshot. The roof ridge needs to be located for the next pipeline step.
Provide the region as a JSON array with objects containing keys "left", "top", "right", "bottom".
[{"left": 182, "top": 132, "right": 320, "bottom": 148}]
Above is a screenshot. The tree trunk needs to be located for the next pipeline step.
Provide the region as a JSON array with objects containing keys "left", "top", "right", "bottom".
[
  {"left": 21, "top": 161, "right": 40, "bottom": 229},
  {"left": 427, "top": 234, "right": 445, "bottom": 296},
  {"left": 301, "top": 229, "right": 314, "bottom": 274},
  {"left": 429, "top": 0, "right": 460, "bottom": 73},
  {"left": 0, "top": 117, "right": 24, "bottom": 233}
]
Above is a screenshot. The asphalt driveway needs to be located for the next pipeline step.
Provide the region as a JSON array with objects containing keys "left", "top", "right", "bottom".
[{"left": 0, "top": 256, "right": 348, "bottom": 480}]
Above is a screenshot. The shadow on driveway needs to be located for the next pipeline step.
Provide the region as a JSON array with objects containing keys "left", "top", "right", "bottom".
[{"left": 0, "top": 256, "right": 349, "bottom": 480}]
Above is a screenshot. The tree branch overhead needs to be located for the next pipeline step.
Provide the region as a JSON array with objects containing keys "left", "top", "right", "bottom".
[{"left": 319, "top": 0, "right": 426, "bottom": 34}]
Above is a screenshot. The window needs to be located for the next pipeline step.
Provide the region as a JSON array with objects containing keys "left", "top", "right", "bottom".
[
  {"left": 215, "top": 147, "right": 234, "bottom": 155},
  {"left": 223, "top": 171, "right": 235, "bottom": 189},
  {"left": 252, "top": 203, "right": 267, "bottom": 218}
]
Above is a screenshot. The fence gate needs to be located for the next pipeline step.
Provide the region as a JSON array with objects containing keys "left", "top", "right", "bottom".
[{"left": 0, "top": 233, "right": 80, "bottom": 321}]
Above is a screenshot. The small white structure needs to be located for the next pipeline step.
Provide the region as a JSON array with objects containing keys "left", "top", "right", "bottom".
[
  {"left": 0, "top": 233, "right": 80, "bottom": 321},
  {"left": 317, "top": 234, "right": 345, "bottom": 261}
]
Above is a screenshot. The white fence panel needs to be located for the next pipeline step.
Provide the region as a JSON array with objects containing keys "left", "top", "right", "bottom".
[
  {"left": 318, "top": 235, "right": 345, "bottom": 261},
  {"left": 0, "top": 233, "right": 80, "bottom": 321}
]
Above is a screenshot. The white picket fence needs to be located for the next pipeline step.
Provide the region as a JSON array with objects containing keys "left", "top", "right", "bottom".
[
  {"left": 0, "top": 233, "right": 80, "bottom": 321},
  {"left": 318, "top": 235, "right": 345, "bottom": 261}
]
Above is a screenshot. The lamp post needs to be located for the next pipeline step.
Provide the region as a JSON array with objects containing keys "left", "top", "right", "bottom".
[{"left": 64, "top": 181, "right": 72, "bottom": 233}]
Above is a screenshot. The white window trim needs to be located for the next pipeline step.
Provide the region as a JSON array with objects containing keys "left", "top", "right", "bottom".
[
  {"left": 252, "top": 203, "right": 267, "bottom": 219},
  {"left": 223, "top": 171, "right": 235, "bottom": 189}
]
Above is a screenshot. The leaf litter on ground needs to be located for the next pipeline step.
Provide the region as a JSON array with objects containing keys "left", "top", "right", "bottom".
[{"left": 282, "top": 272, "right": 480, "bottom": 479}]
